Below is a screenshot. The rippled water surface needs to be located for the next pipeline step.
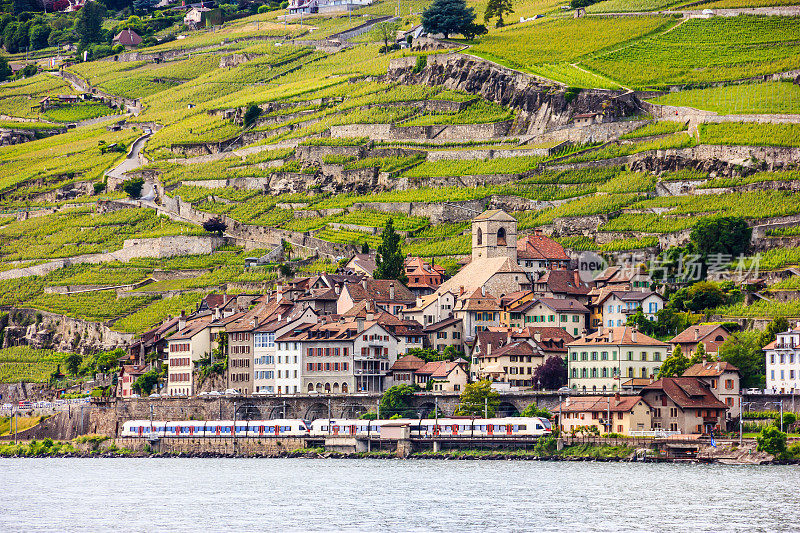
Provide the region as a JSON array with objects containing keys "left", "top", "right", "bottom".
[{"left": 1, "top": 458, "right": 799, "bottom": 532}]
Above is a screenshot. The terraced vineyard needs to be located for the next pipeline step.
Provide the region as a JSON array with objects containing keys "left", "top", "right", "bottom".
[{"left": 2, "top": 1, "right": 800, "bottom": 336}]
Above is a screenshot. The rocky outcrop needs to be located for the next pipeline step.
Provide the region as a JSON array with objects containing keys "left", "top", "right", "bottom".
[{"left": 386, "top": 54, "right": 643, "bottom": 135}]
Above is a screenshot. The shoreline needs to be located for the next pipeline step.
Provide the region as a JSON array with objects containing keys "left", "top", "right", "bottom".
[{"left": 2, "top": 449, "right": 796, "bottom": 465}]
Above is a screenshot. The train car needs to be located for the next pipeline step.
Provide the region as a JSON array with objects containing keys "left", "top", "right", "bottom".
[
  {"left": 309, "top": 419, "right": 378, "bottom": 438},
  {"left": 204, "top": 420, "right": 235, "bottom": 437},
  {"left": 120, "top": 420, "right": 167, "bottom": 438},
  {"left": 245, "top": 419, "right": 310, "bottom": 437}
]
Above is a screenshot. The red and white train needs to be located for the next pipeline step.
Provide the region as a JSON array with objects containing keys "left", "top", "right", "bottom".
[{"left": 120, "top": 417, "right": 552, "bottom": 438}]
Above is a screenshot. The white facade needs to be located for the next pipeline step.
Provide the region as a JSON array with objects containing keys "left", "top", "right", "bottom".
[
  {"left": 765, "top": 330, "right": 800, "bottom": 393},
  {"left": 253, "top": 332, "right": 277, "bottom": 394},
  {"left": 403, "top": 291, "right": 456, "bottom": 326},
  {"left": 602, "top": 293, "right": 663, "bottom": 328},
  {"left": 275, "top": 341, "right": 303, "bottom": 395}
]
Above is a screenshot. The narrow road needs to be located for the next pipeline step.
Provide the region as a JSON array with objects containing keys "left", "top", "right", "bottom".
[{"left": 106, "top": 132, "right": 150, "bottom": 179}]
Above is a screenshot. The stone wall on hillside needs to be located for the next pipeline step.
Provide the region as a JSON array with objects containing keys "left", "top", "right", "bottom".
[
  {"left": 386, "top": 54, "right": 643, "bottom": 136},
  {"left": 2, "top": 308, "right": 135, "bottom": 354}
]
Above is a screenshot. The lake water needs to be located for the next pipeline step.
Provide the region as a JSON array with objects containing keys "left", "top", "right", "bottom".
[{"left": 1, "top": 458, "right": 798, "bottom": 532}]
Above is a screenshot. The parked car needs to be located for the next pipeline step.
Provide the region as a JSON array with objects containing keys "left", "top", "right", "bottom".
[
  {"left": 198, "top": 391, "right": 210, "bottom": 397},
  {"left": 745, "top": 388, "right": 762, "bottom": 395},
  {"left": 208, "top": 391, "right": 222, "bottom": 397},
  {"left": 149, "top": 393, "right": 161, "bottom": 398},
  {"left": 224, "top": 389, "right": 241, "bottom": 396},
  {"left": 557, "top": 387, "right": 572, "bottom": 394}
]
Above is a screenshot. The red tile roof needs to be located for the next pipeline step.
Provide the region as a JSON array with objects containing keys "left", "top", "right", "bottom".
[
  {"left": 558, "top": 395, "right": 648, "bottom": 413},
  {"left": 682, "top": 361, "right": 740, "bottom": 377},
  {"left": 642, "top": 377, "right": 728, "bottom": 410},
  {"left": 517, "top": 234, "right": 569, "bottom": 261},
  {"left": 390, "top": 354, "right": 426, "bottom": 371}
]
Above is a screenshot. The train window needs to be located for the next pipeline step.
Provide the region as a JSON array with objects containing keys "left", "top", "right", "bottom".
[{"left": 519, "top": 425, "right": 526, "bottom": 430}]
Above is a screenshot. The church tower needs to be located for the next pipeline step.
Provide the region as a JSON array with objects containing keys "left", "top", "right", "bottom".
[{"left": 471, "top": 209, "right": 517, "bottom": 262}]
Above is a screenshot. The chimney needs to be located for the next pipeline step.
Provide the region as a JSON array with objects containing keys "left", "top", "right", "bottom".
[
  {"left": 534, "top": 228, "right": 543, "bottom": 236},
  {"left": 716, "top": 362, "right": 720, "bottom": 372},
  {"left": 702, "top": 353, "right": 707, "bottom": 365},
  {"left": 389, "top": 282, "right": 395, "bottom": 300},
  {"left": 213, "top": 307, "right": 221, "bottom": 321},
  {"left": 481, "top": 286, "right": 486, "bottom": 297},
  {"left": 356, "top": 317, "right": 365, "bottom": 333},
  {"left": 460, "top": 286, "right": 465, "bottom": 296},
  {"left": 608, "top": 329, "right": 614, "bottom": 343},
  {"left": 631, "top": 328, "right": 637, "bottom": 343},
  {"left": 694, "top": 328, "right": 699, "bottom": 341},
  {"left": 534, "top": 332, "right": 541, "bottom": 342},
  {"left": 334, "top": 283, "right": 341, "bottom": 295},
  {"left": 649, "top": 374, "right": 655, "bottom": 384},
  {"left": 487, "top": 343, "right": 492, "bottom": 356},
  {"left": 178, "top": 310, "right": 186, "bottom": 331},
  {"left": 614, "top": 392, "right": 621, "bottom": 402},
  {"left": 362, "top": 278, "right": 368, "bottom": 290}
]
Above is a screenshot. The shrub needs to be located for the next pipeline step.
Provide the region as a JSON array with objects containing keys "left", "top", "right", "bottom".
[
  {"left": 756, "top": 425, "right": 787, "bottom": 457},
  {"left": 123, "top": 177, "right": 144, "bottom": 199}
]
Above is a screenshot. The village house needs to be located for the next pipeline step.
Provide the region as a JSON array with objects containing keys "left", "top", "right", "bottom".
[
  {"left": 593, "top": 265, "right": 652, "bottom": 291},
  {"left": 184, "top": 5, "right": 211, "bottom": 28},
  {"left": 567, "top": 327, "right": 669, "bottom": 392},
  {"left": 422, "top": 316, "right": 464, "bottom": 353},
  {"left": 341, "top": 300, "right": 426, "bottom": 354},
  {"left": 640, "top": 377, "right": 728, "bottom": 435},
  {"left": 119, "top": 364, "right": 149, "bottom": 397},
  {"left": 276, "top": 318, "right": 400, "bottom": 394},
  {"left": 343, "top": 253, "right": 376, "bottom": 277},
  {"left": 670, "top": 324, "right": 731, "bottom": 357},
  {"left": 557, "top": 394, "right": 652, "bottom": 436},
  {"left": 453, "top": 288, "right": 502, "bottom": 340},
  {"left": 414, "top": 360, "right": 468, "bottom": 392},
  {"left": 389, "top": 354, "right": 426, "bottom": 387},
  {"left": 402, "top": 290, "right": 457, "bottom": 327},
  {"left": 502, "top": 296, "right": 589, "bottom": 337},
  {"left": 682, "top": 360, "right": 741, "bottom": 419},
  {"left": 253, "top": 306, "right": 319, "bottom": 394},
  {"left": 472, "top": 338, "right": 545, "bottom": 388},
  {"left": 515, "top": 230, "right": 570, "bottom": 278},
  {"left": 593, "top": 290, "right": 665, "bottom": 329},
  {"left": 532, "top": 269, "right": 591, "bottom": 304},
  {"left": 404, "top": 256, "right": 446, "bottom": 296},
  {"left": 112, "top": 29, "right": 142, "bottom": 49},
  {"left": 763, "top": 327, "right": 800, "bottom": 393},
  {"left": 336, "top": 278, "right": 415, "bottom": 317},
  {"left": 166, "top": 314, "right": 213, "bottom": 396}
]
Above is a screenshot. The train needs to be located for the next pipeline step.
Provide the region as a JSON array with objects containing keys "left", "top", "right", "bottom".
[{"left": 120, "top": 417, "right": 552, "bottom": 439}]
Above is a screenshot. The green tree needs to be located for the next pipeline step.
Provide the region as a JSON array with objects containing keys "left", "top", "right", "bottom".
[
  {"left": 28, "top": 24, "right": 49, "bottom": 50},
  {"left": 657, "top": 346, "right": 690, "bottom": 378},
  {"left": 75, "top": 0, "right": 104, "bottom": 46},
  {"left": 374, "top": 218, "right": 408, "bottom": 284},
  {"left": 421, "top": 0, "right": 477, "bottom": 39},
  {"left": 455, "top": 380, "right": 499, "bottom": 417},
  {"left": 760, "top": 316, "right": 789, "bottom": 348},
  {"left": 122, "top": 177, "right": 144, "bottom": 199},
  {"left": 376, "top": 21, "right": 398, "bottom": 53},
  {"left": 243, "top": 103, "right": 261, "bottom": 127},
  {"left": 690, "top": 216, "right": 751, "bottom": 271},
  {"left": 65, "top": 352, "right": 83, "bottom": 376},
  {"left": 361, "top": 241, "right": 369, "bottom": 254},
  {"left": 132, "top": 369, "right": 160, "bottom": 395},
  {"left": 520, "top": 403, "right": 551, "bottom": 418},
  {"left": 484, "top": 0, "right": 513, "bottom": 27},
  {"left": 405, "top": 347, "right": 440, "bottom": 362},
  {"left": 0, "top": 54, "right": 11, "bottom": 83},
  {"left": 379, "top": 384, "right": 419, "bottom": 418},
  {"left": 756, "top": 425, "right": 787, "bottom": 457},
  {"left": 719, "top": 330, "right": 765, "bottom": 389}
]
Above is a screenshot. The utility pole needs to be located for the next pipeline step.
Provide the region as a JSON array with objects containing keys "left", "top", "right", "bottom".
[
  {"left": 328, "top": 398, "right": 332, "bottom": 435},
  {"left": 233, "top": 401, "right": 237, "bottom": 456},
  {"left": 484, "top": 397, "right": 488, "bottom": 419},
  {"left": 434, "top": 397, "right": 438, "bottom": 425},
  {"left": 607, "top": 396, "right": 611, "bottom": 436}
]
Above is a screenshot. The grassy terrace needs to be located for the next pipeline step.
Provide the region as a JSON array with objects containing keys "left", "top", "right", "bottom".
[
  {"left": 649, "top": 81, "right": 800, "bottom": 116},
  {"left": 0, "top": 207, "right": 204, "bottom": 264},
  {"left": 584, "top": 16, "right": 800, "bottom": 88},
  {"left": 469, "top": 16, "right": 672, "bottom": 89},
  {"left": 0, "top": 347, "right": 68, "bottom": 383}
]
